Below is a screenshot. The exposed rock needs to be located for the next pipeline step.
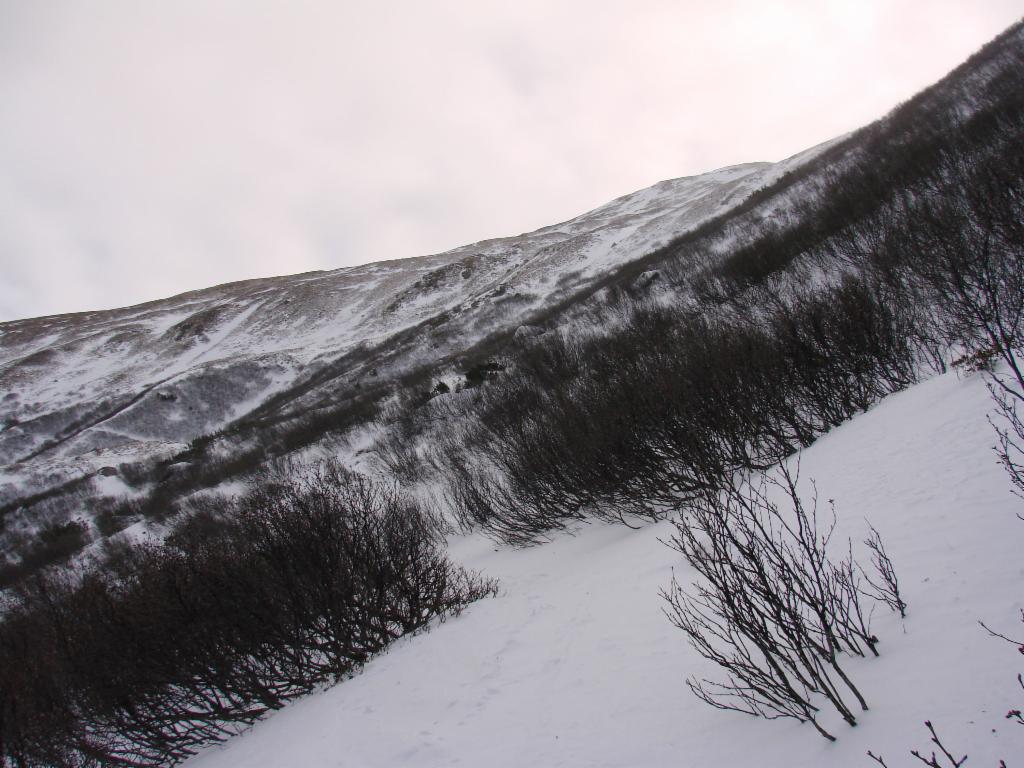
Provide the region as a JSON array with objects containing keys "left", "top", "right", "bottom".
[
  {"left": 160, "top": 461, "right": 192, "bottom": 483},
  {"left": 513, "top": 325, "right": 545, "bottom": 343},
  {"left": 464, "top": 361, "right": 505, "bottom": 389},
  {"left": 634, "top": 270, "right": 661, "bottom": 289},
  {"left": 165, "top": 307, "right": 223, "bottom": 344}
]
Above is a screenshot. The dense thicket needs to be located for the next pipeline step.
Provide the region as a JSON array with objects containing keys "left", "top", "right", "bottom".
[
  {"left": 431, "top": 276, "right": 918, "bottom": 544},
  {"left": 0, "top": 463, "right": 495, "bottom": 767},
  {"left": 416, "top": 25, "right": 1024, "bottom": 546}
]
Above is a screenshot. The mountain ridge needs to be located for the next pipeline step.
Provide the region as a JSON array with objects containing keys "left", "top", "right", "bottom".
[{"left": 0, "top": 154, "right": 827, "bottom": 481}]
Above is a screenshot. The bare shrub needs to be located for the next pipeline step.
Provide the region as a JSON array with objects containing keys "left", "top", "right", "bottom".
[
  {"left": 0, "top": 461, "right": 496, "bottom": 767},
  {"left": 662, "top": 465, "right": 904, "bottom": 740},
  {"left": 862, "top": 523, "right": 907, "bottom": 618},
  {"left": 868, "top": 721, "right": 968, "bottom": 767}
]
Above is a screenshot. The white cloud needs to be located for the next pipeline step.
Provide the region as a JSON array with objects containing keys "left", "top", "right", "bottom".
[{"left": 0, "top": 0, "right": 1020, "bottom": 321}]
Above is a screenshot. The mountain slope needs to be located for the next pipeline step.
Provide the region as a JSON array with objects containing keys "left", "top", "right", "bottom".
[
  {"left": 2, "top": 20, "right": 1021, "bottom": 517},
  {"left": 0, "top": 151, "right": 829, "bottom": 483},
  {"left": 187, "top": 369, "right": 1024, "bottom": 768},
  {"left": 1, "top": 17, "right": 1022, "bottom": 768}
]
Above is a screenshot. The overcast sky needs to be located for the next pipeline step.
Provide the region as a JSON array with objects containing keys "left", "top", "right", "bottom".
[{"left": 0, "top": 1, "right": 1020, "bottom": 322}]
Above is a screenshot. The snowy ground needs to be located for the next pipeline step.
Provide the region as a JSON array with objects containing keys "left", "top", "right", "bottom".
[{"left": 189, "top": 368, "right": 1024, "bottom": 767}]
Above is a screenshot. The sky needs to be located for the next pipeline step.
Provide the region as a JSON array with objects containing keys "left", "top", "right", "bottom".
[{"left": 0, "top": 2, "right": 1020, "bottom": 323}]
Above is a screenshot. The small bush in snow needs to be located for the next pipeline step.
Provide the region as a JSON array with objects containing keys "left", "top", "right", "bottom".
[
  {"left": 867, "top": 720, "right": 968, "bottom": 767},
  {"left": 662, "top": 464, "right": 905, "bottom": 741}
]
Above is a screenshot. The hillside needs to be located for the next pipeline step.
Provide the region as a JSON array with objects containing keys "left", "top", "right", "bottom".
[
  {"left": 0, "top": 155, "right": 819, "bottom": 468},
  {"left": 1, "top": 20, "right": 1021, "bottom": 559},
  {"left": 0, "top": 17, "right": 1023, "bottom": 768},
  {"left": 187, "top": 369, "right": 1024, "bottom": 768},
  {"left": 0, "top": 149, "right": 833, "bottom": 534}
]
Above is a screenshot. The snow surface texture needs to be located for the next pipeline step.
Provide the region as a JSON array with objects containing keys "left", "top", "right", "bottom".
[{"left": 188, "top": 369, "right": 1024, "bottom": 767}]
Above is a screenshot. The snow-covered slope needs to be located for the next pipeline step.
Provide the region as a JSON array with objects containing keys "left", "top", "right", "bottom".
[
  {"left": 0, "top": 145, "right": 836, "bottom": 492},
  {"left": 187, "top": 368, "right": 1024, "bottom": 768},
  {"left": 7, "top": 15, "right": 1024, "bottom": 498}
]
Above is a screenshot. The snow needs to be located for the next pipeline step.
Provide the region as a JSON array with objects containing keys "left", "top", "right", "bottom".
[
  {"left": 188, "top": 368, "right": 1024, "bottom": 767},
  {"left": 1, "top": 143, "right": 845, "bottom": 493},
  {"left": 92, "top": 473, "right": 132, "bottom": 498}
]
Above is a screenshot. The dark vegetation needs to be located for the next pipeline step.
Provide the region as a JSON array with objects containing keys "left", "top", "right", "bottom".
[
  {"left": 409, "top": 20, "right": 1021, "bottom": 741},
  {"left": 0, "top": 519, "right": 90, "bottom": 588},
  {"left": 663, "top": 466, "right": 905, "bottom": 741},
  {"left": 7, "top": 21, "right": 1022, "bottom": 572},
  {"left": 0, "top": 473, "right": 95, "bottom": 526},
  {"left": 0, "top": 20, "right": 1020, "bottom": 763},
  {"left": 415, "top": 21, "right": 1024, "bottom": 550},
  {"left": 0, "top": 463, "right": 495, "bottom": 767},
  {"left": 434, "top": 275, "right": 918, "bottom": 545}
]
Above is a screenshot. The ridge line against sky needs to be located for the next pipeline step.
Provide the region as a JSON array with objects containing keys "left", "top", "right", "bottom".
[{"left": 1, "top": 1, "right": 1021, "bottom": 323}]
